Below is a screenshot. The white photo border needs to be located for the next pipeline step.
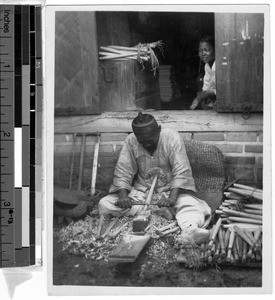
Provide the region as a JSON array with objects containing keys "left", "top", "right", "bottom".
[{"left": 45, "top": 2, "right": 272, "bottom": 296}]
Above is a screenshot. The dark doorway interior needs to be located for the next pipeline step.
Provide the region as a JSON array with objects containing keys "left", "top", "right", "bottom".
[{"left": 127, "top": 12, "right": 215, "bottom": 110}]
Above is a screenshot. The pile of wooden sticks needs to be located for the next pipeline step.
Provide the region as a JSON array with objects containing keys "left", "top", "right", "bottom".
[
  {"left": 201, "top": 183, "right": 263, "bottom": 265},
  {"left": 216, "top": 182, "right": 263, "bottom": 226},
  {"left": 202, "top": 218, "right": 262, "bottom": 265},
  {"left": 227, "top": 183, "right": 263, "bottom": 201},
  {"left": 216, "top": 201, "right": 262, "bottom": 226}
]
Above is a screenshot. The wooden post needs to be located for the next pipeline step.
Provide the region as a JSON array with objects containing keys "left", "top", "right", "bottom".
[
  {"left": 78, "top": 134, "right": 86, "bottom": 190},
  {"left": 69, "top": 133, "right": 77, "bottom": 189},
  {"left": 90, "top": 134, "right": 100, "bottom": 196}
]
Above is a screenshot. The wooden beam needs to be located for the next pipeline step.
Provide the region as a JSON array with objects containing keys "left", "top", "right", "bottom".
[{"left": 54, "top": 111, "right": 263, "bottom": 134}]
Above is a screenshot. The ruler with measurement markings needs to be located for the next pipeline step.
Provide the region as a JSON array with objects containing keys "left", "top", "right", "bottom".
[{"left": 0, "top": 4, "right": 42, "bottom": 268}]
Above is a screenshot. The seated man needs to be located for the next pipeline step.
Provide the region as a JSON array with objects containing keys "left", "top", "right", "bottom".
[{"left": 98, "top": 112, "right": 212, "bottom": 244}]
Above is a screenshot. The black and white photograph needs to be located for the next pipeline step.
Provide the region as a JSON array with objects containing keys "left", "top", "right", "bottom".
[{"left": 45, "top": 3, "right": 272, "bottom": 296}]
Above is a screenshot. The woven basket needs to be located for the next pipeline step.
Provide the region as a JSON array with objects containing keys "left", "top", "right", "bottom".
[{"left": 184, "top": 140, "right": 226, "bottom": 212}]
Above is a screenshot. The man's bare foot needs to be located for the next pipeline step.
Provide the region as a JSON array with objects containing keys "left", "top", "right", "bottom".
[{"left": 177, "top": 228, "right": 211, "bottom": 245}]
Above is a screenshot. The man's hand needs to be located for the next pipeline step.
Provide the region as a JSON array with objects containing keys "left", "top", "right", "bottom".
[
  {"left": 146, "top": 167, "right": 164, "bottom": 178},
  {"left": 117, "top": 196, "right": 132, "bottom": 209},
  {"left": 157, "top": 195, "right": 177, "bottom": 207},
  {"left": 116, "top": 189, "right": 132, "bottom": 209},
  {"left": 157, "top": 188, "right": 180, "bottom": 208}
]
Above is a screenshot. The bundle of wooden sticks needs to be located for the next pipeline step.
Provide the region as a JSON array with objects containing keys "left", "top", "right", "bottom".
[
  {"left": 98, "top": 41, "right": 164, "bottom": 75},
  {"left": 201, "top": 183, "right": 263, "bottom": 265},
  {"left": 216, "top": 183, "right": 262, "bottom": 226},
  {"left": 202, "top": 218, "right": 262, "bottom": 265},
  {"left": 227, "top": 183, "right": 262, "bottom": 201}
]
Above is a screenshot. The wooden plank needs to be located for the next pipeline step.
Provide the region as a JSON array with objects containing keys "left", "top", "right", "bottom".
[
  {"left": 97, "top": 12, "right": 136, "bottom": 112},
  {"left": 215, "top": 13, "right": 264, "bottom": 112},
  {"left": 79, "top": 12, "right": 100, "bottom": 114},
  {"left": 55, "top": 12, "right": 100, "bottom": 116},
  {"left": 54, "top": 111, "right": 263, "bottom": 134},
  {"left": 54, "top": 12, "right": 83, "bottom": 115},
  {"left": 108, "top": 234, "right": 151, "bottom": 263}
]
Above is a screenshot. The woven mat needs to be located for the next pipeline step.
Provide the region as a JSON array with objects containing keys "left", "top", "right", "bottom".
[{"left": 184, "top": 140, "right": 226, "bottom": 211}]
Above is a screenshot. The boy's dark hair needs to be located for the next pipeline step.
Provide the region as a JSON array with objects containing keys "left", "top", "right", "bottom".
[{"left": 200, "top": 35, "right": 215, "bottom": 50}]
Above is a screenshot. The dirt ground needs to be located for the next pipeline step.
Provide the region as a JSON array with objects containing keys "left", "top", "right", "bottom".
[{"left": 52, "top": 220, "right": 262, "bottom": 288}]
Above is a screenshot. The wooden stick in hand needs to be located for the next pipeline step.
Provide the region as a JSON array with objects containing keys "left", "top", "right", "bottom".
[{"left": 144, "top": 174, "right": 158, "bottom": 210}]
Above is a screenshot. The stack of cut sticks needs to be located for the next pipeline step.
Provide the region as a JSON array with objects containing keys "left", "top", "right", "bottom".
[
  {"left": 227, "top": 183, "right": 263, "bottom": 201},
  {"left": 215, "top": 183, "right": 263, "bottom": 226},
  {"left": 202, "top": 182, "right": 264, "bottom": 265},
  {"left": 215, "top": 202, "right": 262, "bottom": 226},
  {"left": 201, "top": 218, "right": 262, "bottom": 265}
]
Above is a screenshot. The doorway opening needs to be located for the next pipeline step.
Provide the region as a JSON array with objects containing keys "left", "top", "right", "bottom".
[{"left": 128, "top": 11, "right": 215, "bottom": 110}]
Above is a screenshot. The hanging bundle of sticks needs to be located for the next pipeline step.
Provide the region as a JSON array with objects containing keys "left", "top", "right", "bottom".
[{"left": 98, "top": 40, "right": 164, "bottom": 75}]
